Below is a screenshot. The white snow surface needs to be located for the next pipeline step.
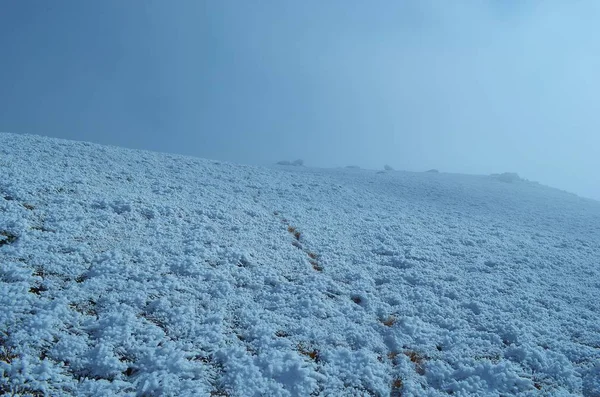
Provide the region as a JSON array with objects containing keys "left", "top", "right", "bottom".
[{"left": 1, "top": 132, "right": 599, "bottom": 396}]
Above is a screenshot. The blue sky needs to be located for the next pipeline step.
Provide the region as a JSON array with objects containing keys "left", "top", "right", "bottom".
[{"left": 1, "top": 1, "right": 599, "bottom": 200}]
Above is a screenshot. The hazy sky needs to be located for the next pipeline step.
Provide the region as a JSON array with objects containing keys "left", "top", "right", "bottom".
[{"left": 1, "top": 1, "right": 599, "bottom": 200}]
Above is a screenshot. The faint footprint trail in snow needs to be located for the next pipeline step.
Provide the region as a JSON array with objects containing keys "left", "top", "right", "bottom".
[{"left": 274, "top": 210, "right": 324, "bottom": 272}]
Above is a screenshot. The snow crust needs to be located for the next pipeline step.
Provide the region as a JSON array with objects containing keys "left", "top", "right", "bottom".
[{"left": 1, "top": 132, "right": 599, "bottom": 396}]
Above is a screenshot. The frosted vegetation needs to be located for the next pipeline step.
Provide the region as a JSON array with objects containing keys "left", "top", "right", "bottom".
[
  {"left": 276, "top": 159, "right": 304, "bottom": 167},
  {"left": 1, "top": 133, "right": 599, "bottom": 396}
]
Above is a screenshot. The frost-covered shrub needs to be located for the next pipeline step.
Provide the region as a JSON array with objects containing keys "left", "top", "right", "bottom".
[
  {"left": 491, "top": 172, "right": 521, "bottom": 183},
  {"left": 277, "top": 159, "right": 304, "bottom": 166},
  {"left": 384, "top": 164, "right": 394, "bottom": 171}
]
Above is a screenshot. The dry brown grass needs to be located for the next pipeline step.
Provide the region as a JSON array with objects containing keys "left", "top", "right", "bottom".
[
  {"left": 286, "top": 225, "right": 302, "bottom": 240},
  {"left": 29, "top": 284, "right": 48, "bottom": 295},
  {"left": 297, "top": 344, "right": 320, "bottom": 362},
  {"left": 310, "top": 260, "right": 323, "bottom": 271},
  {"left": 404, "top": 350, "right": 427, "bottom": 375},
  {"left": 382, "top": 316, "right": 396, "bottom": 327},
  {"left": 0, "top": 345, "right": 18, "bottom": 364},
  {"left": 391, "top": 378, "right": 404, "bottom": 395}
]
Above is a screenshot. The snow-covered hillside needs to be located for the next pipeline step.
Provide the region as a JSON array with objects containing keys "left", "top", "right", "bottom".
[{"left": 1, "top": 132, "right": 599, "bottom": 396}]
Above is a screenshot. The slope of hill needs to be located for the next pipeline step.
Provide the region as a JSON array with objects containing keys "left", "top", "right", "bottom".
[{"left": 1, "top": 132, "right": 599, "bottom": 396}]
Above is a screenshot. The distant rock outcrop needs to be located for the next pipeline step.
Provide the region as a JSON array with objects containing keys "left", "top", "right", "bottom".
[
  {"left": 490, "top": 172, "right": 522, "bottom": 183},
  {"left": 277, "top": 159, "right": 304, "bottom": 166}
]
